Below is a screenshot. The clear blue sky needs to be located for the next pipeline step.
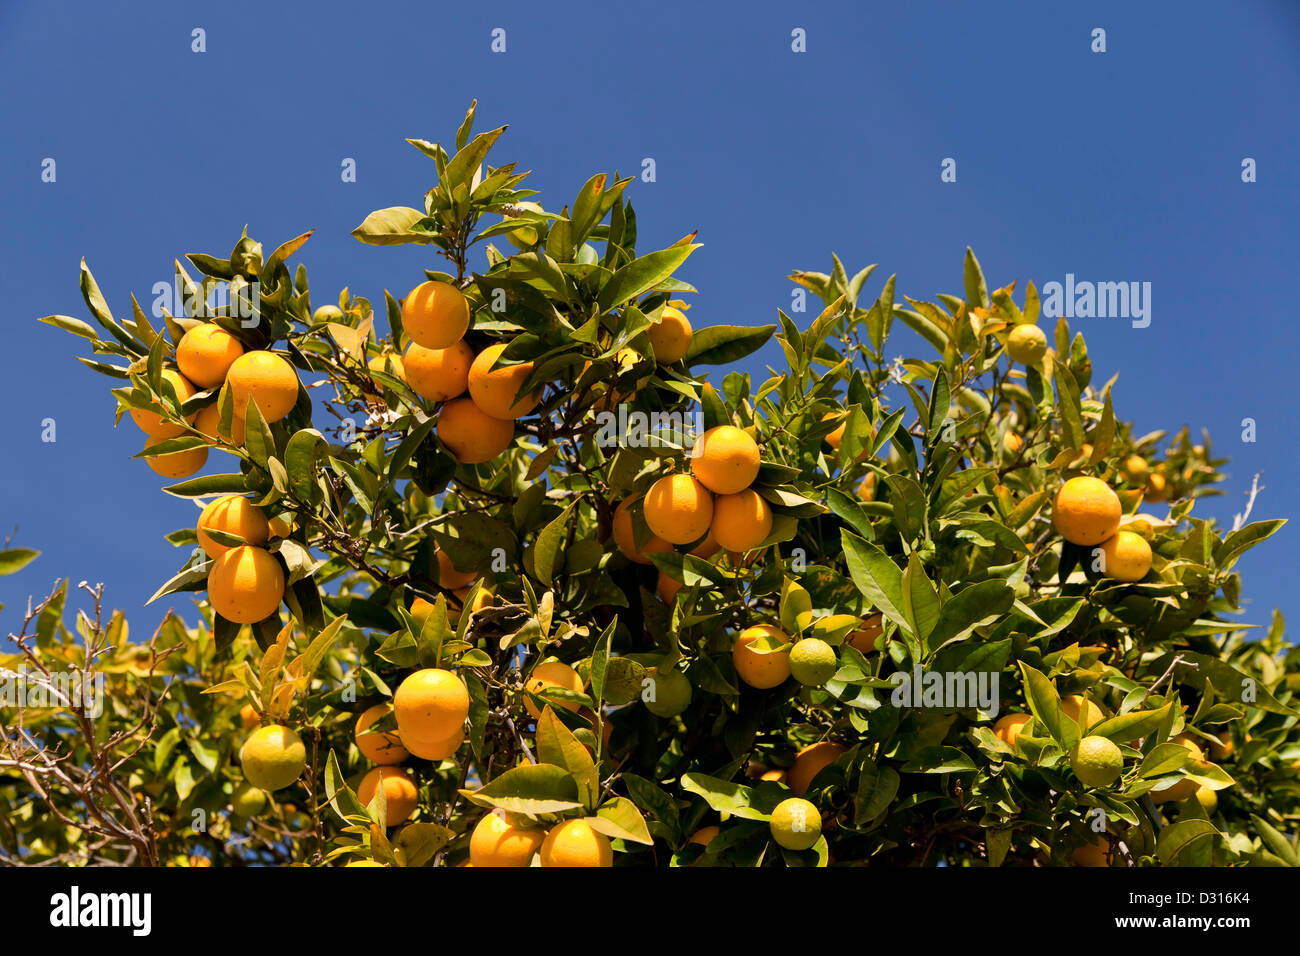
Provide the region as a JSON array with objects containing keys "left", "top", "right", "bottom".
[{"left": 1, "top": 0, "right": 1296, "bottom": 640}]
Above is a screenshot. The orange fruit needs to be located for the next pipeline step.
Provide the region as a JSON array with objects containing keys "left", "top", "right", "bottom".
[
  {"left": 176, "top": 324, "right": 245, "bottom": 387},
  {"left": 130, "top": 369, "right": 199, "bottom": 438},
  {"left": 240, "top": 724, "right": 306, "bottom": 792},
  {"left": 524, "top": 660, "right": 585, "bottom": 719},
  {"left": 847, "top": 613, "right": 883, "bottom": 653},
  {"left": 689, "top": 826, "right": 719, "bottom": 847},
  {"left": 643, "top": 474, "right": 714, "bottom": 545},
  {"left": 393, "top": 669, "right": 469, "bottom": 744},
  {"left": 691, "top": 425, "right": 761, "bottom": 494},
  {"left": 656, "top": 572, "right": 683, "bottom": 605},
  {"left": 1097, "top": 530, "right": 1152, "bottom": 582},
  {"left": 1070, "top": 838, "right": 1111, "bottom": 867},
  {"left": 468, "top": 343, "right": 541, "bottom": 419},
  {"left": 197, "top": 494, "right": 270, "bottom": 558},
  {"left": 207, "top": 545, "right": 284, "bottom": 624},
  {"left": 647, "top": 306, "right": 692, "bottom": 363},
  {"left": 1052, "top": 476, "right": 1122, "bottom": 546},
  {"left": 709, "top": 489, "right": 773, "bottom": 552},
  {"left": 1006, "top": 324, "right": 1048, "bottom": 364},
  {"left": 611, "top": 498, "right": 672, "bottom": 564},
  {"left": 788, "top": 741, "right": 846, "bottom": 796},
  {"left": 469, "top": 810, "right": 545, "bottom": 867},
  {"left": 404, "top": 339, "right": 473, "bottom": 402},
  {"left": 856, "top": 473, "right": 877, "bottom": 501},
  {"left": 143, "top": 435, "right": 208, "bottom": 478},
  {"left": 540, "top": 819, "right": 612, "bottom": 867},
  {"left": 402, "top": 726, "right": 464, "bottom": 762},
  {"left": 732, "top": 624, "right": 791, "bottom": 689},
  {"left": 434, "top": 548, "right": 477, "bottom": 589},
  {"left": 357, "top": 766, "right": 419, "bottom": 825},
  {"left": 227, "top": 351, "right": 300, "bottom": 423},
  {"left": 239, "top": 703, "right": 258, "bottom": 729},
  {"left": 994, "top": 713, "right": 1032, "bottom": 746},
  {"left": 1144, "top": 472, "right": 1169, "bottom": 503},
  {"left": 1149, "top": 736, "right": 1205, "bottom": 804},
  {"left": 436, "top": 396, "right": 515, "bottom": 463},
  {"left": 354, "top": 704, "right": 410, "bottom": 765},
  {"left": 1060, "top": 694, "right": 1105, "bottom": 732},
  {"left": 403, "top": 281, "right": 470, "bottom": 349}
]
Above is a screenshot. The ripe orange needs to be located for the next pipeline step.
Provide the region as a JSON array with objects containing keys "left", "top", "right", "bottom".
[
  {"left": 689, "top": 825, "right": 720, "bottom": 847},
  {"left": 788, "top": 741, "right": 846, "bottom": 796},
  {"left": 207, "top": 545, "right": 285, "bottom": 623},
  {"left": 402, "top": 727, "right": 464, "bottom": 762},
  {"left": 647, "top": 306, "right": 692, "bottom": 363},
  {"left": 524, "top": 660, "right": 585, "bottom": 719},
  {"left": 468, "top": 343, "right": 541, "bottom": 419},
  {"left": 540, "top": 819, "right": 612, "bottom": 867},
  {"left": 691, "top": 425, "right": 761, "bottom": 494},
  {"left": 1052, "top": 476, "right": 1122, "bottom": 546},
  {"left": 393, "top": 669, "right": 469, "bottom": 744},
  {"left": 1097, "top": 530, "right": 1152, "bottom": 582},
  {"left": 404, "top": 339, "right": 473, "bottom": 402},
  {"left": 1070, "top": 838, "right": 1111, "bottom": 867},
  {"left": 1060, "top": 694, "right": 1105, "bottom": 732},
  {"left": 656, "top": 572, "right": 683, "bottom": 605},
  {"left": 470, "top": 810, "right": 545, "bottom": 867},
  {"left": 131, "top": 369, "right": 199, "bottom": 438},
  {"left": 1149, "top": 735, "right": 1205, "bottom": 804},
  {"left": 143, "top": 436, "right": 208, "bottom": 478},
  {"left": 434, "top": 548, "right": 477, "bottom": 589},
  {"left": 436, "top": 397, "right": 515, "bottom": 463},
  {"left": 193, "top": 404, "right": 245, "bottom": 446},
  {"left": 227, "top": 351, "right": 300, "bottom": 423},
  {"left": 856, "top": 473, "right": 877, "bottom": 500},
  {"left": 847, "top": 613, "right": 883, "bottom": 654},
  {"left": 197, "top": 494, "right": 270, "bottom": 558},
  {"left": 238, "top": 703, "right": 259, "bottom": 729},
  {"left": 1144, "top": 472, "right": 1169, "bottom": 503},
  {"left": 403, "top": 281, "right": 470, "bottom": 349},
  {"left": 611, "top": 498, "right": 672, "bottom": 564},
  {"left": 176, "top": 324, "right": 245, "bottom": 387},
  {"left": 709, "top": 489, "right": 773, "bottom": 552},
  {"left": 732, "top": 624, "right": 791, "bottom": 689},
  {"left": 355, "top": 704, "right": 410, "bottom": 765},
  {"left": 643, "top": 474, "right": 714, "bottom": 545},
  {"left": 994, "top": 713, "right": 1032, "bottom": 746},
  {"left": 688, "top": 530, "right": 721, "bottom": 559},
  {"left": 357, "top": 766, "right": 418, "bottom": 824}
]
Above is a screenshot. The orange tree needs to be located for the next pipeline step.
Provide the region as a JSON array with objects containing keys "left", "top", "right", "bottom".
[{"left": 10, "top": 102, "right": 1299, "bottom": 867}]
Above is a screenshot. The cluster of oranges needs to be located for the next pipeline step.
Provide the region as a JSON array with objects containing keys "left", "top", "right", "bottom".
[
  {"left": 1051, "top": 475, "right": 1154, "bottom": 582},
  {"left": 612, "top": 424, "right": 770, "bottom": 604},
  {"left": 130, "top": 323, "right": 300, "bottom": 479},
  {"left": 372, "top": 281, "right": 694, "bottom": 466},
  {"left": 196, "top": 494, "right": 291, "bottom": 624},
  {"left": 347, "top": 663, "right": 614, "bottom": 866}
]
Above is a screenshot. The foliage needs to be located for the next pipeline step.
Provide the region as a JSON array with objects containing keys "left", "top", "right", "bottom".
[{"left": 9, "top": 102, "right": 1298, "bottom": 867}]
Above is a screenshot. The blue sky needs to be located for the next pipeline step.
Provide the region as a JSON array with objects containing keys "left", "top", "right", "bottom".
[{"left": 1, "top": 0, "right": 1296, "bottom": 639}]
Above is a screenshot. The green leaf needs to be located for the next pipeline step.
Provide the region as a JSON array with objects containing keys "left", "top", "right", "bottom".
[
  {"left": 591, "top": 798, "right": 654, "bottom": 846},
  {"left": 396, "top": 822, "right": 454, "bottom": 867},
  {"left": 39, "top": 314, "right": 99, "bottom": 342},
  {"left": 351, "top": 207, "right": 429, "bottom": 246},
  {"left": 1018, "top": 662, "right": 1077, "bottom": 751},
  {"left": 161, "top": 473, "right": 249, "bottom": 498},
  {"left": 684, "top": 324, "right": 776, "bottom": 366},
  {"left": 1214, "top": 520, "right": 1286, "bottom": 571},
  {"left": 597, "top": 244, "right": 700, "bottom": 312},
  {"left": 963, "top": 247, "right": 988, "bottom": 309},
  {"left": 841, "top": 531, "right": 908, "bottom": 639},
  {"left": 461, "top": 762, "right": 584, "bottom": 816},
  {"left": 533, "top": 501, "right": 578, "bottom": 587},
  {"left": 854, "top": 759, "right": 899, "bottom": 823},
  {"left": 1088, "top": 702, "right": 1173, "bottom": 744},
  {"left": 900, "top": 747, "right": 976, "bottom": 773},
  {"left": 679, "top": 773, "right": 767, "bottom": 821},
  {"left": 0, "top": 549, "right": 40, "bottom": 577},
  {"left": 1249, "top": 815, "right": 1299, "bottom": 867},
  {"left": 1157, "top": 819, "right": 1220, "bottom": 865},
  {"left": 926, "top": 580, "right": 1014, "bottom": 649},
  {"left": 534, "top": 707, "right": 599, "bottom": 811}
]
